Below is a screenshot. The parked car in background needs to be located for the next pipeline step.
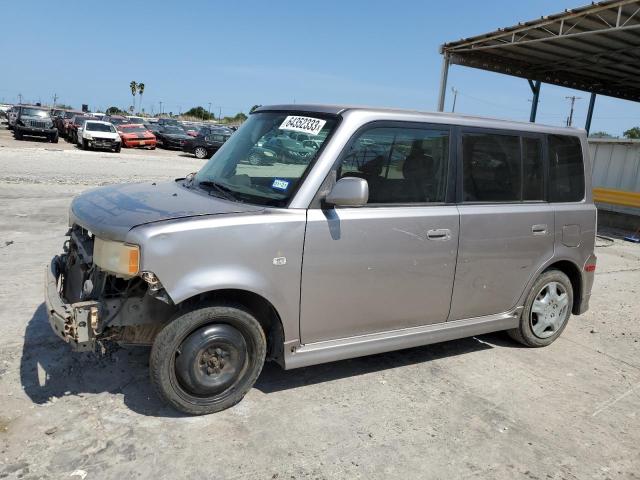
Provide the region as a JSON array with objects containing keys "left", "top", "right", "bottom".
[
  {"left": 77, "top": 120, "right": 121, "bottom": 152},
  {"left": 7, "top": 106, "right": 19, "bottom": 129},
  {"left": 126, "top": 116, "right": 145, "bottom": 125},
  {"left": 102, "top": 115, "right": 129, "bottom": 127},
  {"left": 67, "top": 115, "right": 95, "bottom": 144},
  {"left": 14, "top": 105, "right": 58, "bottom": 142},
  {"left": 262, "top": 134, "right": 316, "bottom": 163},
  {"left": 51, "top": 108, "right": 66, "bottom": 119},
  {"left": 56, "top": 111, "right": 84, "bottom": 138},
  {"left": 182, "top": 123, "right": 200, "bottom": 137},
  {"left": 155, "top": 125, "right": 191, "bottom": 149},
  {"left": 157, "top": 118, "right": 180, "bottom": 127},
  {"left": 182, "top": 131, "right": 230, "bottom": 158},
  {"left": 117, "top": 124, "right": 157, "bottom": 149}
]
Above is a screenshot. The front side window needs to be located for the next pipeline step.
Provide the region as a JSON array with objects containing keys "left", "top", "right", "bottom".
[
  {"left": 194, "top": 112, "right": 337, "bottom": 207},
  {"left": 548, "top": 135, "right": 584, "bottom": 202},
  {"left": 337, "top": 127, "right": 449, "bottom": 204},
  {"left": 462, "top": 133, "right": 521, "bottom": 202}
]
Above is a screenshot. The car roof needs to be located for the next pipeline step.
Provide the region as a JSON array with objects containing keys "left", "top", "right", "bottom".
[
  {"left": 254, "top": 104, "right": 585, "bottom": 135},
  {"left": 85, "top": 120, "right": 112, "bottom": 125}
]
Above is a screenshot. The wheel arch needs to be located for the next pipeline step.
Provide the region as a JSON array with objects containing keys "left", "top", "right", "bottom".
[
  {"left": 542, "top": 260, "right": 583, "bottom": 315},
  {"left": 177, "top": 288, "right": 286, "bottom": 367}
]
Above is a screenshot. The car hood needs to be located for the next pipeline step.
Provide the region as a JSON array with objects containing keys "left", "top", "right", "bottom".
[{"left": 70, "top": 180, "right": 264, "bottom": 241}]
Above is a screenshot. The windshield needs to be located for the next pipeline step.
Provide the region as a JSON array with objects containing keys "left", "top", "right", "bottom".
[
  {"left": 163, "top": 126, "right": 185, "bottom": 134},
  {"left": 21, "top": 108, "right": 49, "bottom": 118},
  {"left": 121, "top": 125, "right": 147, "bottom": 132},
  {"left": 194, "top": 111, "right": 337, "bottom": 207},
  {"left": 86, "top": 122, "right": 116, "bottom": 133}
]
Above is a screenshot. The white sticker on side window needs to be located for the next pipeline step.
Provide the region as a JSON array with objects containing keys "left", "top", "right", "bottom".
[{"left": 279, "top": 116, "right": 327, "bottom": 136}]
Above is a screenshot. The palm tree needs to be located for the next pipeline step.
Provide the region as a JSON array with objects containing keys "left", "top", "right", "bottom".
[
  {"left": 137, "top": 83, "right": 145, "bottom": 114},
  {"left": 129, "top": 81, "right": 137, "bottom": 113}
]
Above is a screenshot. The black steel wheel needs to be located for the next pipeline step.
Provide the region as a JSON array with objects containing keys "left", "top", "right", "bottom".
[{"left": 150, "top": 303, "right": 266, "bottom": 415}]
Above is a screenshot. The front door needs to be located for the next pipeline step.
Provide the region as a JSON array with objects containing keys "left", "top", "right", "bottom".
[{"left": 300, "top": 123, "right": 459, "bottom": 343}]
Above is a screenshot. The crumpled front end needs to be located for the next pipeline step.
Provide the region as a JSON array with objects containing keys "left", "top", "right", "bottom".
[{"left": 44, "top": 226, "right": 177, "bottom": 351}]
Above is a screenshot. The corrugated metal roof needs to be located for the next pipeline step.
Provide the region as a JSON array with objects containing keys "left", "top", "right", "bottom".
[{"left": 441, "top": 0, "right": 640, "bottom": 101}]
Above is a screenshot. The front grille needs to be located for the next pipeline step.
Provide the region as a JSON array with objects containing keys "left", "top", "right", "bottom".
[{"left": 29, "top": 121, "right": 47, "bottom": 129}]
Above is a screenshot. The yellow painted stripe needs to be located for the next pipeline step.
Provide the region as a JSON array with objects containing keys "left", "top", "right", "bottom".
[{"left": 593, "top": 187, "right": 640, "bottom": 208}]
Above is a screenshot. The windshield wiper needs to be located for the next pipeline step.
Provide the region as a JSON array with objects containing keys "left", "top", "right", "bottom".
[{"left": 198, "top": 180, "right": 238, "bottom": 202}]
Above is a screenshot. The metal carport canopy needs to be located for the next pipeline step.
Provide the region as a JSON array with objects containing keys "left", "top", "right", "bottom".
[{"left": 436, "top": 0, "right": 640, "bottom": 129}]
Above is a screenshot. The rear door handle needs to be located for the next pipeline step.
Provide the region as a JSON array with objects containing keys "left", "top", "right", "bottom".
[
  {"left": 426, "top": 228, "right": 451, "bottom": 241},
  {"left": 532, "top": 224, "right": 548, "bottom": 236}
]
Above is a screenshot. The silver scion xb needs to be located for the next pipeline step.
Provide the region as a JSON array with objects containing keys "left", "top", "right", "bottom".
[{"left": 45, "top": 105, "right": 597, "bottom": 414}]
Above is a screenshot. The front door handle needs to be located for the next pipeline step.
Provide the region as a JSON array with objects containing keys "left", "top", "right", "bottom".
[
  {"left": 426, "top": 228, "right": 451, "bottom": 241},
  {"left": 532, "top": 224, "right": 548, "bottom": 236}
]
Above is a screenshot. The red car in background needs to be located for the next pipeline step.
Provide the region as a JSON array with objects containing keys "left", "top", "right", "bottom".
[
  {"left": 67, "top": 115, "right": 95, "bottom": 144},
  {"left": 117, "top": 124, "right": 157, "bottom": 149}
]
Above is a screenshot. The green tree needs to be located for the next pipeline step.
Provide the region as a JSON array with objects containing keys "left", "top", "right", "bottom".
[
  {"left": 184, "top": 106, "right": 213, "bottom": 120},
  {"left": 590, "top": 131, "right": 614, "bottom": 138},
  {"left": 106, "top": 106, "right": 127, "bottom": 115},
  {"left": 137, "top": 83, "right": 145, "bottom": 113},
  {"left": 623, "top": 127, "right": 640, "bottom": 139},
  {"left": 129, "top": 81, "right": 138, "bottom": 112}
]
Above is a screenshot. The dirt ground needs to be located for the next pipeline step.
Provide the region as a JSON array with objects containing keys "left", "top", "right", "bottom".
[{"left": 0, "top": 122, "right": 639, "bottom": 479}]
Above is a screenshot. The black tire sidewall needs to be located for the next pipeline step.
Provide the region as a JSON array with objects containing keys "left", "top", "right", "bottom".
[
  {"left": 517, "top": 270, "right": 573, "bottom": 347},
  {"left": 150, "top": 303, "right": 266, "bottom": 415}
]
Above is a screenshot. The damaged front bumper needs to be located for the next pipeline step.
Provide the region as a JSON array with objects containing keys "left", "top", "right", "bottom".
[{"left": 45, "top": 255, "right": 99, "bottom": 351}]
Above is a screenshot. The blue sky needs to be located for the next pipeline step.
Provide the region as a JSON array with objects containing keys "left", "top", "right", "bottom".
[{"left": 2, "top": 0, "right": 639, "bottom": 135}]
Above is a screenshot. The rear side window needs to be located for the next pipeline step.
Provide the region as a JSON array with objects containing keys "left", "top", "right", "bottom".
[
  {"left": 548, "top": 135, "right": 584, "bottom": 202},
  {"left": 523, "top": 137, "right": 544, "bottom": 201},
  {"left": 462, "top": 133, "right": 521, "bottom": 202}
]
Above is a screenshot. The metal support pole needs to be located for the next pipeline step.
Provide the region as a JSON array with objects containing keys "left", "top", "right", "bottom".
[
  {"left": 585, "top": 93, "right": 596, "bottom": 134},
  {"left": 528, "top": 80, "right": 541, "bottom": 123},
  {"left": 437, "top": 53, "right": 450, "bottom": 112}
]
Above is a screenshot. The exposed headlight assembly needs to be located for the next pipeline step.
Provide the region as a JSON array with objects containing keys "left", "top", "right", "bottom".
[{"left": 93, "top": 238, "right": 140, "bottom": 277}]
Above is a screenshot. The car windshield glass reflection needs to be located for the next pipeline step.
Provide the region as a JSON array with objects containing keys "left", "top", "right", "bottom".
[
  {"left": 86, "top": 123, "right": 115, "bottom": 133},
  {"left": 194, "top": 111, "right": 337, "bottom": 207}
]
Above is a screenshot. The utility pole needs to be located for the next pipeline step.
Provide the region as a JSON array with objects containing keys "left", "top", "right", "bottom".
[
  {"left": 218, "top": 106, "right": 222, "bottom": 121},
  {"left": 18, "top": 93, "right": 23, "bottom": 104},
  {"left": 451, "top": 87, "right": 459, "bottom": 112},
  {"left": 159, "top": 101, "right": 163, "bottom": 116},
  {"left": 565, "top": 95, "right": 581, "bottom": 127},
  {"left": 208, "top": 102, "right": 212, "bottom": 119},
  {"left": 52, "top": 93, "right": 58, "bottom": 109}
]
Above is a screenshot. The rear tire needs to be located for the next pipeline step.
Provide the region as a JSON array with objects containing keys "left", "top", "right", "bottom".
[
  {"left": 14, "top": 129, "right": 23, "bottom": 140},
  {"left": 508, "top": 270, "right": 573, "bottom": 347},
  {"left": 150, "top": 303, "right": 266, "bottom": 415},
  {"left": 82, "top": 139, "right": 88, "bottom": 150},
  {"left": 194, "top": 146, "right": 208, "bottom": 159},
  {"left": 50, "top": 132, "right": 59, "bottom": 143}
]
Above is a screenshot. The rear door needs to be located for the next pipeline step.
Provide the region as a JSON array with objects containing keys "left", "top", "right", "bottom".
[
  {"left": 300, "top": 122, "right": 460, "bottom": 343},
  {"left": 449, "top": 129, "right": 554, "bottom": 320}
]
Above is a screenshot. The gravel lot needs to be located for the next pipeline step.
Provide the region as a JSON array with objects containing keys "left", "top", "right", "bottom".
[{"left": 0, "top": 123, "right": 639, "bottom": 479}]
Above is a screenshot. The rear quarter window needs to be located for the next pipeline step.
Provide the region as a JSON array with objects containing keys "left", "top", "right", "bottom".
[{"left": 548, "top": 135, "right": 584, "bottom": 202}]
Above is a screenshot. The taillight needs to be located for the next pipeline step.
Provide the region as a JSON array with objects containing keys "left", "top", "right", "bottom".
[{"left": 585, "top": 264, "right": 596, "bottom": 272}]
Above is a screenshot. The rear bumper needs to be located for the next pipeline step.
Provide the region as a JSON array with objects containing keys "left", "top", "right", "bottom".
[{"left": 45, "top": 255, "right": 99, "bottom": 351}]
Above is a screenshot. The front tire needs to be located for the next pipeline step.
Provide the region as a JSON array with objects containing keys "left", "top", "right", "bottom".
[
  {"left": 508, "top": 270, "right": 573, "bottom": 347},
  {"left": 150, "top": 303, "right": 266, "bottom": 415}
]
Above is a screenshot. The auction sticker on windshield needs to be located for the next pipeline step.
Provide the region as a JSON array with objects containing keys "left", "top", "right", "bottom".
[{"left": 279, "top": 116, "right": 326, "bottom": 136}]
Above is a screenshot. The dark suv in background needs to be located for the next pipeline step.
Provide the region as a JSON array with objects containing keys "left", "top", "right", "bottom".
[{"left": 14, "top": 106, "right": 58, "bottom": 142}]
